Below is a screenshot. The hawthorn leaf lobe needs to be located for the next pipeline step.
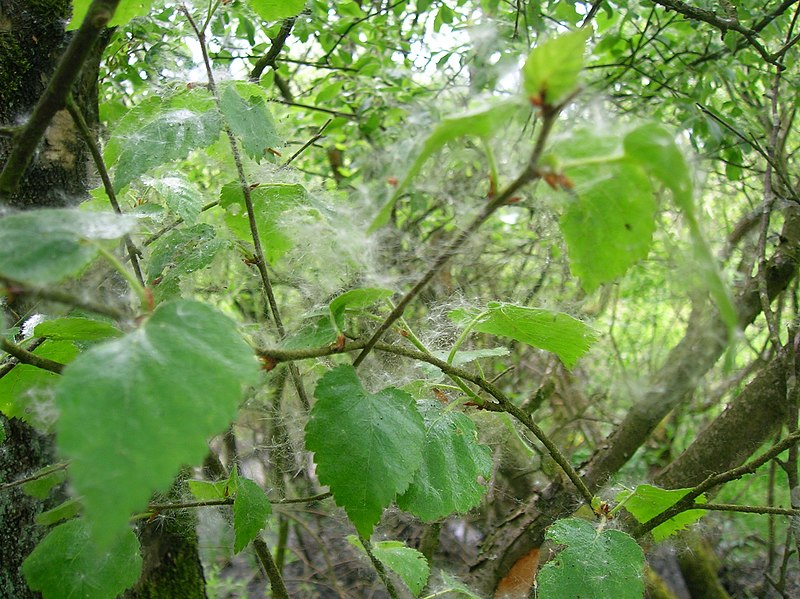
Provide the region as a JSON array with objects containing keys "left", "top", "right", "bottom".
[
  {"left": 56, "top": 300, "right": 260, "bottom": 546},
  {"left": 306, "top": 365, "right": 425, "bottom": 537}
]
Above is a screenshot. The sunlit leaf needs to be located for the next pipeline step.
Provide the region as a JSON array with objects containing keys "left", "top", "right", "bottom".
[
  {"left": 449, "top": 302, "right": 597, "bottom": 368},
  {"left": 187, "top": 479, "right": 232, "bottom": 501},
  {"left": 560, "top": 161, "right": 656, "bottom": 292},
  {"left": 219, "top": 83, "right": 282, "bottom": 161},
  {"left": 397, "top": 401, "right": 492, "bottom": 521},
  {"left": 305, "top": 365, "right": 425, "bottom": 537},
  {"left": 329, "top": 287, "right": 394, "bottom": 327},
  {"left": 23, "top": 519, "right": 142, "bottom": 599},
  {"left": 522, "top": 29, "right": 590, "bottom": 105},
  {"left": 34, "top": 317, "right": 121, "bottom": 342},
  {"left": 369, "top": 101, "right": 522, "bottom": 232},
  {"left": 248, "top": 0, "right": 306, "bottom": 21},
  {"left": 537, "top": 518, "right": 645, "bottom": 598},
  {"left": 56, "top": 300, "right": 260, "bottom": 546},
  {"left": 616, "top": 485, "right": 707, "bottom": 541},
  {"left": 624, "top": 124, "right": 737, "bottom": 332},
  {"left": 112, "top": 108, "right": 222, "bottom": 191},
  {"left": 219, "top": 182, "right": 307, "bottom": 263},
  {"left": 0, "top": 340, "right": 79, "bottom": 428},
  {"left": 67, "top": 0, "right": 155, "bottom": 30}
]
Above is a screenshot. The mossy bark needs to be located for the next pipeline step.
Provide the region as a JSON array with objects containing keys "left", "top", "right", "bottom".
[
  {"left": 2, "top": 3, "right": 208, "bottom": 597},
  {"left": 1, "top": 2, "right": 75, "bottom": 596},
  {"left": 123, "top": 511, "right": 207, "bottom": 599},
  {"left": 677, "top": 535, "right": 731, "bottom": 599}
]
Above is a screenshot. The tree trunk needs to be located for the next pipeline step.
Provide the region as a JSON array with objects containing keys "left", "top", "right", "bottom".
[
  {"left": 1, "top": 2, "right": 208, "bottom": 596},
  {"left": 1, "top": 1, "right": 82, "bottom": 595}
]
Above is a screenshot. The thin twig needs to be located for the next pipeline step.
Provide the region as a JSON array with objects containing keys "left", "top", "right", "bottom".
[
  {"left": 0, "top": 462, "right": 69, "bottom": 492},
  {"left": 65, "top": 96, "right": 145, "bottom": 287},
  {"left": 250, "top": 17, "right": 297, "bottom": 82},
  {"left": 283, "top": 119, "right": 332, "bottom": 167},
  {"left": 697, "top": 502, "right": 800, "bottom": 517},
  {"left": 253, "top": 538, "right": 292, "bottom": 599},
  {"left": 634, "top": 429, "right": 800, "bottom": 538},
  {"left": 0, "top": 277, "right": 128, "bottom": 320},
  {"left": 359, "top": 535, "right": 400, "bottom": 599},
  {"left": 352, "top": 105, "right": 561, "bottom": 368},
  {"left": 1, "top": 338, "right": 64, "bottom": 374},
  {"left": 182, "top": 6, "right": 311, "bottom": 411}
]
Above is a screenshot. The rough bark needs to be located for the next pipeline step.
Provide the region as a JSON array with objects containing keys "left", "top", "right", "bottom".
[
  {"left": 656, "top": 353, "right": 792, "bottom": 489},
  {"left": 0, "top": 1, "right": 82, "bottom": 596}
]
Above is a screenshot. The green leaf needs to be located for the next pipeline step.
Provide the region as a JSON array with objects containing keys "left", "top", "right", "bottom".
[
  {"left": 420, "top": 348, "right": 510, "bottom": 380},
  {"left": 35, "top": 497, "right": 83, "bottom": 526},
  {"left": 623, "top": 124, "right": 692, "bottom": 209},
  {"left": 146, "top": 223, "right": 227, "bottom": 302},
  {"left": 281, "top": 316, "right": 339, "bottom": 349},
  {"left": 449, "top": 303, "right": 598, "bottom": 368},
  {"left": 329, "top": 287, "right": 394, "bottom": 326},
  {"left": 34, "top": 317, "right": 122, "bottom": 342},
  {"left": 368, "top": 100, "right": 522, "bottom": 232},
  {"left": 248, "top": 0, "right": 306, "bottom": 21},
  {"left": 148, "top": 176, "right": 206, "bottom": 224},
  {"left": 623, "top": 124, "right": 738, "bottom": 332},
  {"left": 104, "top": 88, "right": 215, "bottom": 167},
  {"left": 0, "top": 209, "right": 136, "bottom": 285},
  {"left": 22, "top": 519, "right": 142, "bottom": 599},
  {"left": 305, "top": 365, "right": 426, "bottom": 537},
  {"left": 220, "top": 182, "right": 307, "bottom": 263},
  {"left": 559, "top": 161, "right": 656, "bottom": 292},
  {"left": 348, "top": 536, "right": 430, "bottom": 596},
  {"left": 56, "top": 300, "right": 260, "bottom": 546},
  {"left": 522, "top": 29, "right": 590, "bottom": 105},
  {"left": 233, "top": 473, "right": 273, "bottom": 553},
  {"left": 616, "top": 485, "right": 707, "bottom": 542},
  {"left": 188, "top": 479, "right": 232, "bottom": 501},
  {"left": 397, "top": 401, "right": 492, "bottom": 521},
  {"left": 436, "top": 571, "right": 482, "bottom": 598},
  {"left": 219, "top": 83, "right": 282, "bottom": 161},
  {"left": 0, "top": 340, "right": 79, "bottom": 427},
  {"left": 21, "top": 465, "right": 67, "bottom": 499},
  {"left": 67, "top": 0, "right": 155, "bottom": 30},
  {"left": 537, "top": 518, "right": 645, "bottom": 599},
  {"left": 0, "top": 420, "right": 5, "bottom": 444},
  {"left": 112, "top": 108, "right": 222, "bottom": 191}
]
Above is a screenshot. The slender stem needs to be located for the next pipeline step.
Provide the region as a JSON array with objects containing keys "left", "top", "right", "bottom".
[
  {"left": 634, "top": 429, "right": 800, "bottom": 538},
  {"left": 352, "top": 108, "right": 560, "bottom": 367},
  {"left": 698, "top": 502, "right": 800, "bottom": 517},
  {"left": 283, "top": 119, "right": 332, "bottom": 167},
  {"left": 1, "top": 338, "right": 65, "bottom": 374},
  {"left": 182, "top": 5, "right": 311, "bottom": 411},
  {"left": 0, "top": 462, "right": 69, "bottom": 492},
  {"left": 94, "top": 243, "right": 149, "bottom": 309},
  {"left": 0, "top": 277, "right": 127, "bottom": 320},
  {"left": 253, "top": 537, "right": 291, "bottom": 599},
  {"left": 447, "top": 310, "right": 486, "bottom": 365},
  {"left": 258, "top": 338, "right": 594, "bottom": 504},
  {"left": 359, "top": 535, "right": 400, "bottom": 599},
  {"left": 65, "top": 95, "right": 145, "bottom": 288}
]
